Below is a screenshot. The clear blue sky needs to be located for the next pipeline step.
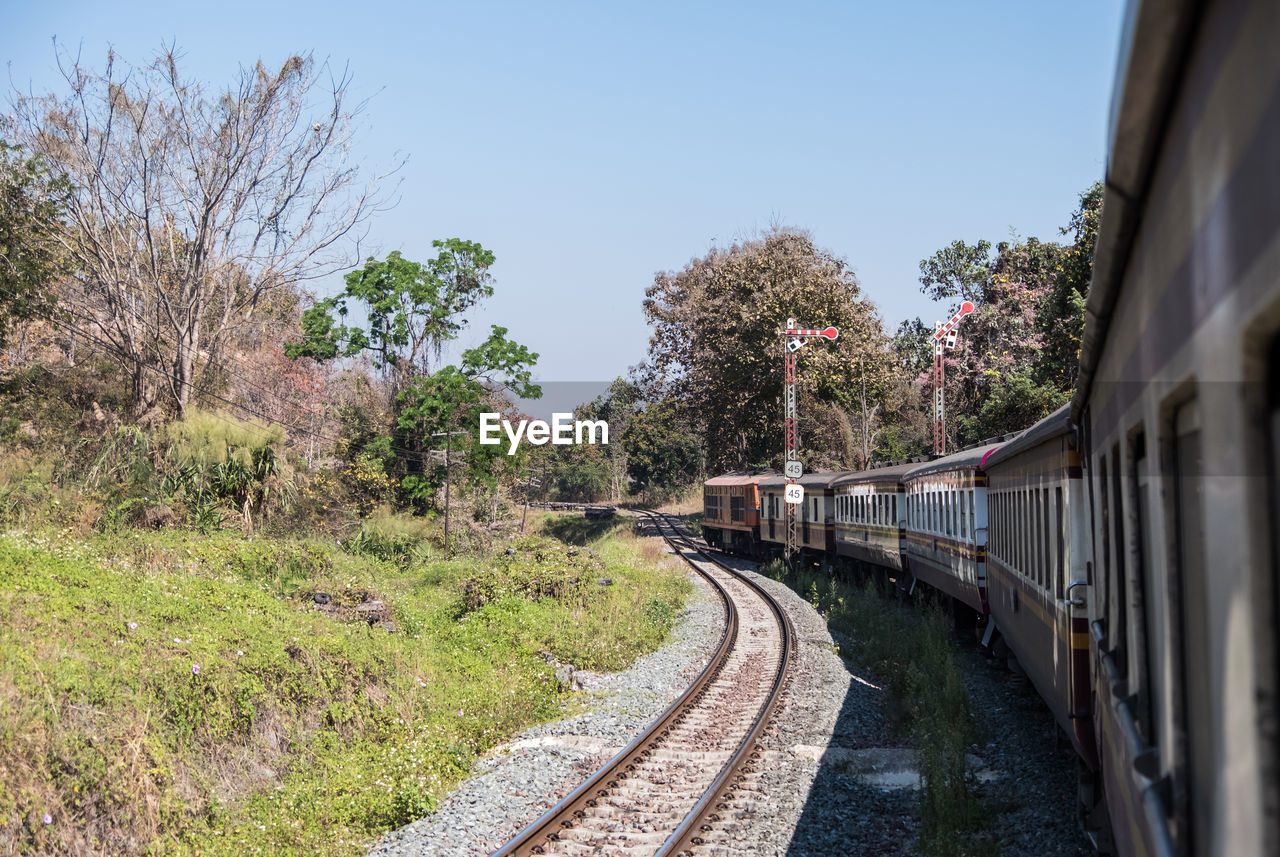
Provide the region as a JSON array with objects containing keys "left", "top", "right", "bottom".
[{"left": 4, "top": 0, "right": 1125, "bottom": 386}]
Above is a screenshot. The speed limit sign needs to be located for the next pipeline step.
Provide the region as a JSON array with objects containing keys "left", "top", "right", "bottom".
[
  {"left": 785, "top": 459, "right": 803, "bottom": 479},
  {"left": 784, "top": 484, "right": 805, "bottom": 505}
]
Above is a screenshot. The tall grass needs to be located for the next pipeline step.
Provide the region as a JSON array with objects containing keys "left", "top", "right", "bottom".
[
  {"left": 776, "top": 565, "right": 994, "bottom": 857},
  {"left": 0, "top": 516, "right": 691, "bottom": 857}
]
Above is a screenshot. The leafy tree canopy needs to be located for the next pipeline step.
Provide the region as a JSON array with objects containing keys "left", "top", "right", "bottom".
[
  {"left": 642, "top": 228, "right": 893, "bottom": 472},
  {"left": 286, "top": 241, "right": 495, "bottom": 377}
]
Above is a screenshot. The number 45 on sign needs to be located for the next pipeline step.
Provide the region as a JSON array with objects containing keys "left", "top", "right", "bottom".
[{"left": 784, "top": 484, "right": 805, "bottom": 505}]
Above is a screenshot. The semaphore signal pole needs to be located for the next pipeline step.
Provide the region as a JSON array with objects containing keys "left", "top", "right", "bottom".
[
  {"left": 931, "top": 301, "right": 976, "bottom": 455},
  {"left": 782, "top": 319, "right": 838, "bottom": 567}
]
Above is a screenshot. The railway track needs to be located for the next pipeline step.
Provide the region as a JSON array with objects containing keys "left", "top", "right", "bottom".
[{"left": 491, "top": 511, "right": 793, "bottom": 857}]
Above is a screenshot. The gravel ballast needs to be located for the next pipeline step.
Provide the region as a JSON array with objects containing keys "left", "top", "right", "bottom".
[{"left": 368, "top": 541, "right": 1091, "bottom": 857}]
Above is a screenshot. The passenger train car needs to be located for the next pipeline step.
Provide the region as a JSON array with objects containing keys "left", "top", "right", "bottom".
[
  {"left": 902, "top": 442, "right": 1004, "bottom": 616},
  {"left": 982, "top": 406, "right": 1098, "bottom": 774},
  {"left": 831, "top": 461, "right": 915, "bottom": 576},
  {"left": 758, "top": 471, "right": 842, "bottom": 559},
  {"left": 1072, "top": 0, "right": 1280, "bottom": 853},
  {"left": 698, "top": 2, "right": 1280, "bottom": 852}
]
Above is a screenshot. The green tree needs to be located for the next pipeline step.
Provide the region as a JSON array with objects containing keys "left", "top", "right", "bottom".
[
  {"left": 917, "top": 240, "right": 992, "bottom": 304},
  {"left": 576, "top": 377, "right": 641, "bottom": 500},
  {"left": 0, "top": 140, "right": 68, "bottom": 348},
  {"left": 1035, "top": 181, "right": 1103, "bottom": 389},
  {"left": 643, "top": 229, "right": 893, "bottom": 472},
  {"left": 287, "top": 245, "right": 540, "bottom": 512},
  {"left": 912, "top": 186, "right": 1099, "bottom": 446},
  {"left": 286, "top": 243, "right": 495, "bottom": 386},
  {"left": 623, "top": 401, "right": 703, "bottom": 495},
  {"left": 393, "top": 328, "right": 541, "bottom": 508}
]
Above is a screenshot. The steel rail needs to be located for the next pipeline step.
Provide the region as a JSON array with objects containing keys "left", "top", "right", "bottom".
[
  {"left": 647, "top": 512, "right": 796, "bottom": 856},
  {"left": 489, "top": 512, "right": 740, "bottom": 857}
]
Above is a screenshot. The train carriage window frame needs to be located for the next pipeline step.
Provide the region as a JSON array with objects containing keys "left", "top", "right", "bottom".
[
  {"left": 1130, "top": 430, "right": 1158, "bottom": 750},
  {"left": 1099, "top": 456, "right": 1111, "bottom": 640},
  {"left": 1021, "top": 490, "right": 1028, "bottom": 576},
  {"left": 1109, "top": 446, "right": 1129, "bottom": 679},
  {"left": 1029, "top": 488, "right": 1037, "bottom": 588},
  {"left": 1042, "top": 487, "right": 1051, "bottom": 593},
  {"left": 1055, "top": 485, "right": 1065, "bottom": 600},
  {"left": 969, "top": 489, "right": 976, "bottom": 545}
]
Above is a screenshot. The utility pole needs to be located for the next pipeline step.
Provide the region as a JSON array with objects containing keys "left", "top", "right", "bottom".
[
  {"left": 430, "top": 428, "right": 469, "bottom": 557},
  {"left": 931, "top": 301, "right": 976, "bottom": 455},
  {"left": 782, "top": 319, "right": 838, "bottom": 567}
]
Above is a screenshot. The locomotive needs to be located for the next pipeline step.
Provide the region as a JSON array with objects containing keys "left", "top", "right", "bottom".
[{"left": 700, "top": 1, "right": 1280, "bottom": 853}]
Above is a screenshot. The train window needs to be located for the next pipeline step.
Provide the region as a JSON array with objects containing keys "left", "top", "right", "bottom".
[
  {"left": 1038, "top": 489, "right": 1046, "bottom": 587},
  {"left": 1173, "top": 400, "right": 1209, "bottom": 856},
  {"left": 969, "top": 489, "right": 976, "bottom": 543},
  {"left": 1024, "top": 491, "right": 1032, "bottom": 579},
  {"left": 1030, "top": 489, "right": 1038, "bottom": 583},
  {"left": 959, "top": 491, "right": 967, "bottom": 540},
  {"left": 1015, "top": 491, "right": 1022, "bottom": 572},
  {"left": 993, "top": 493, "right": 1003, "bottom": 560},
  {"left": 996, "top": 492, "right": 1004, "bottom": 559},
  {"left": 1110, "top": 446, "right": 1128, "bottom": 679},
  {"left": 1132, "top": 434, "right": 1156, "bottom": 747},
  {"left": 1030, "top": 489, "right": 1038, "bottom": 586},
  {"left": 1041, "top": 488, "right": 1051, "bottom": 591},
  {"left": 1099, "top": 457, "right": 1110, "bottom": 625},
  {"left": 730, "top": 495, "right": 745, "bottom": 523},
  {"left": 1040, "top": 488, "right": 1049, "bottom": 590},
  {"left": 1055, "top": 486, "right": 1065, "bottom": 600},
  {"left": 1012, "top": 493, "right": 1019, "bottom": 570}
]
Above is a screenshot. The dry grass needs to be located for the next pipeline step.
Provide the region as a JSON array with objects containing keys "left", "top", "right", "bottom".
[{"left": 655, "top": 493, "right": 702, "bottom": 515}]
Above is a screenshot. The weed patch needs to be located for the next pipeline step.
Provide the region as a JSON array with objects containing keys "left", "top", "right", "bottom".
[
  {"left": 777, "top": 566, "right": 995, "bottom": 857},
  {"left": 0, "top": 517, "right": 689, "bottom": 856}
]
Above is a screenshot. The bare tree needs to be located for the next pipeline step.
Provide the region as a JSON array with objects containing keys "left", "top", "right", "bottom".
[{"left": 9, "top": 45, "right": 397, "bottom": 419}]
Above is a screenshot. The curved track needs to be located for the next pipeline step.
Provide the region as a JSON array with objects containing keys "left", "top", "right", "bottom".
[{"left": 491, "top": 511, "right": 793, "bottom": 857}]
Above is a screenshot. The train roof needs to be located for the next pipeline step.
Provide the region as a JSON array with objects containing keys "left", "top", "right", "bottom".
[
  {"left": 704, "top": 470, "right": 777, "bottom": 487},
  {"left": 830, "top": 460, "right": 921, "bottom": 487},
  {"left": 903, "top": 439, "right": 1011, "bottom": 481},
  {"left": 982, "top": 404, "right": 1072, "bottom": 469},
  {"left": 1073, "top": 0, "right": 1201, "bottom": 420},
  {"left": 758, "top": 470, "right": 851, "bottom": 489}
]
